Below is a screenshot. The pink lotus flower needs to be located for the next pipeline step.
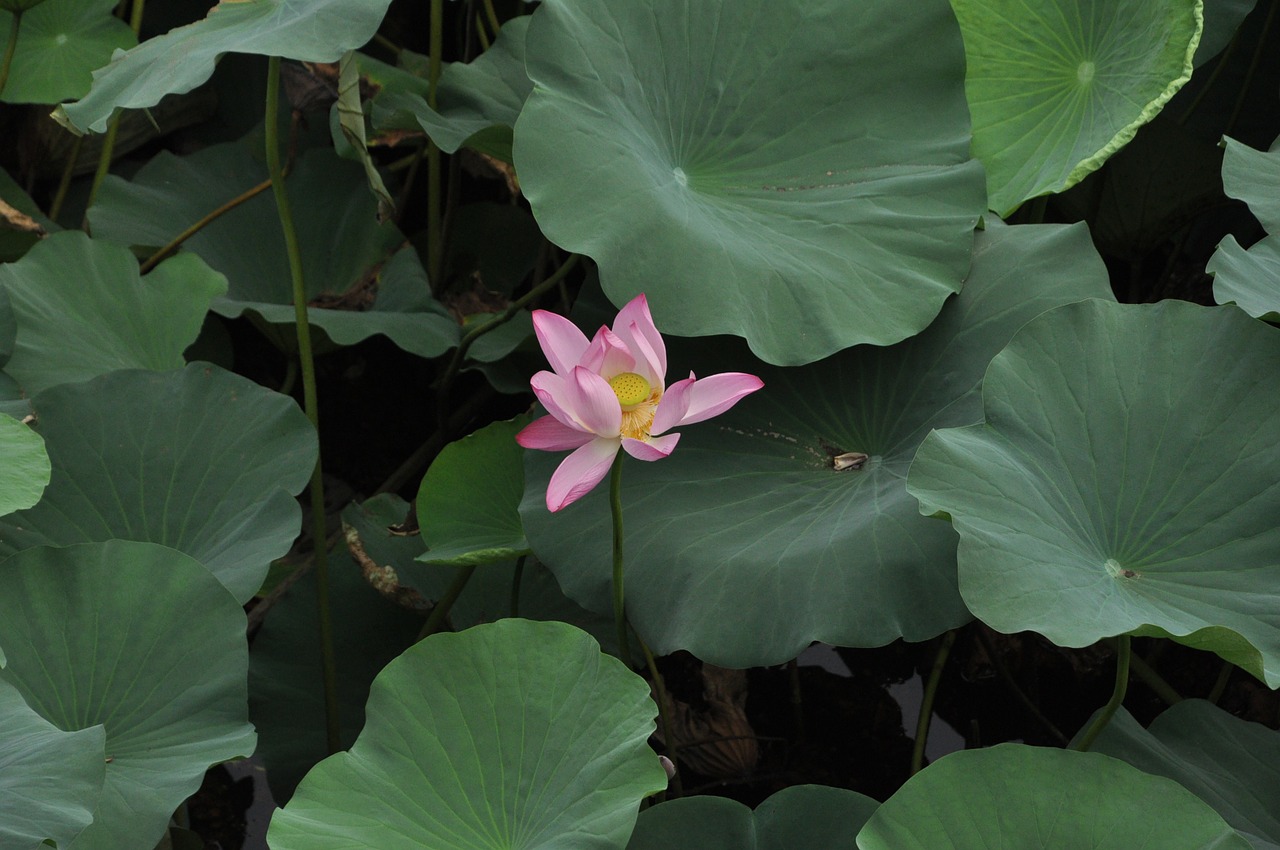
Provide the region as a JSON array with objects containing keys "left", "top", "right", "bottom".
[{"left": 517, "top": 294, "right": 763, "bottom": 512}]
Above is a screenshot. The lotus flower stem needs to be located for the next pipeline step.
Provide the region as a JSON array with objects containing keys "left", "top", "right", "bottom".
[
  {"left": 266, "top": 54, "right": 340, "bottom": 755},
  {"left": 609, "top": 452, "right": 632, "bottom": 667},
  {"left": 48, "top": 135, "right": 84, "bottom": 223},
  {"left": 911, "top": 629, "right": 957, "bottom": 775},
  {"left": 0, "top": 11, "right": 21, "bottom": 100},
  {"left": 639, "top": 638, "right": 682, "bottom": 798},
  {"left": 1073, "top": 635, "right": 1131, "bottom": 752},
  {"left": 482, "top": 0, "right": 502, "bottom": 36}
]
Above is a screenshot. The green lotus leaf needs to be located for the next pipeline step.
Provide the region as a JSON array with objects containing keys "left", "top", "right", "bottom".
[
  {"left": 418, "top": 415, "right": 532, "bottom": 567},
  {"left": 856, "top": 744, "right": 1251, "bottom": 849},
  {"left": 372, "top": 15, "right": 531, "bottom": 161},
  {"left": 952, "top": 0, "right": 1202, "bottom": 215},
  {"left": 335, "top": 50, "right": 394, "bottom": 220},
  {"left": 0, "top": 0, "right": 49, "bottom": 13},
  {"left": 907, "top": 299, "right": 1280, "bottom": 686},
  {"left": 0, "top": 231, "right": 226, "bottom": 395},
  {"left": 628, "top": 785, "right": 877, "bottom": 850},
  {"left": 0, "top": 364, "right": 317, "bottom": 603},
  {"left": 0, "top": 165, "right": 53, "bottom": 262},
  {"left": 1195, "top": 0, "right": 1258, "bottom": 65},
  {"left": 1089, "top": 700, "right": 1280, "bottom": 849},
  {"left": 89, "top": 144, "right": 459, "bottom": 358},
  {"left": 0, "top": 0, "right": 134, "bottom": 104},
  {"left": 267, "top": 619, "right": 667, "bottom": 850},
  {"left": 0, "top": 412, "right": 47, "bottom": 517},
  {"left": 250, "top": 542, "right": 423, "bottom": 802},
  {"left": 0, "top": 541, "right": 256, "bottom": 850},
  {"left": 1208, "top": 133, "right": 1280, "bottom": 320},
  {"left": 0, "top": 675, "right": 104, "bottom": 850},
  {"left": 56, "top": 0, "right": 395, "bottom": 133},
  {"left": 514, "top": 0, "right": 986, "bottom": 366},
  {"left": 523, "top": 223, "right": 1113, "bottom": 666}
]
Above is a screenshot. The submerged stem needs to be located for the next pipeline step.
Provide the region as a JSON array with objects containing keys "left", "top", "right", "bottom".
[
  {"left": 266, "top": 55, "right": 340, "bottom": 756},
  {"left": 1074, "top": 635, "right": 1131, "bottom": 752},
  {"left": 911, "top": 629, "right": 957, "bottom": 775},
  {"left": 609, "top": 451, "right": 632, "bottom": 667}
]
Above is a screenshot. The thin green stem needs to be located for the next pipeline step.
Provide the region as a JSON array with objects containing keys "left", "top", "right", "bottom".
[
  {"left": 266, "top": 55, "right": 340, "bottom": 756},
  {"left": 911, "top": 629, "right": 957, "bottom": 775},
  {"left": 609, "top": 451, "right": 632, "bottom": 667},
  {"left": 436, "top": 253, "right": 580, "bottom": 424},
  {"left": 1074, "top": 635, "right": 1131, "bottom": 752},
  {"left": 482, "top": 0, "right": 502, "bottom": 35},
  {"left": 474, "top": 13, "right": 492, "bottom": 50},
  {"left": 85, "top": 0, "right": 147, "bottom": 216},
  {"left": 509, "top": 554, "right": 525, "bottom": 618},
  {"left": 48, "top": 134, "right": 84, "bottom": 224},
  {"left": 1207, "top": 659, "right": 1233, "bottom": 704},
  {"left": 1113, "top": 638, "right": 1182, "bottom": 706},
  {"left": 140, "top": 177, "right": 273, "bottom": 273},
  {"left": 418, "top": 565, "right": 477, "bottom": 640},
  {"left": 640, "top": 639, "right": 681, "bottom": 798},
  {"left": 0, "top": 10, "right": 22, "bottom": 100}
]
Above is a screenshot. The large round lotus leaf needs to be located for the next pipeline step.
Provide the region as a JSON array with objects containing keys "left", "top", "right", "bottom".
[
  {"left": 0, "top": 0, "right": 134, "bottom": 104},
  {"left": 418, "top": 415, "right": 532, "bottom": 567},
  {"left": 0, "top": 231, "right": 226, "bottom": 395},
  {"left": 856, "top": 744, "right": 1251, "bottom": 849},
  {"left": 952, "top": 0, "right": 1202, "bottom": 215},
  {"left": 250, "top": 542, "right": 422, "bottom": 802},
  {"left": 56, "top": 0, "right": 395, "bottom": 133},
  {"left": 1208, "top": 133, "right": 1280, "bottom": 320},
  {"left": 0, "top": 541, "right": 256, "bottom": 850},
  {"left": 0, "top": 412, "right": 47, "bottom": 517},
  {"left": 628, "top": 785, "right": 878, "bottom": 850},
  {"left": 0, "top": 364, "right": 317, "bottom": 603},
  {"left": 514, "top": 0, "right": 986, "bottom": 366},
  {"left": 373, "top": 15, "right": 531, "bottom": 161},
  {"left": 522, "top": 223, "right": 1113, "bottom": 667},
  {"left": 89, "top": 144, "right": 459, "bottom": 358},
  {"left": 267, "top": 619, "right": 667, "bottom": 850},
  {"left": 907, "top": 300, "right": 1280, "bottom": 686},
  {"left": 1089, "top": 701, "right": 1280, "bottom": 849},
  {"left": 0, "top": 675, "right": 104, "bottom": 850}
]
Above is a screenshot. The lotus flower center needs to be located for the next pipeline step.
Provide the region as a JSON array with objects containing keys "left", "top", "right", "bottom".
[{"left": 609, "top": 372, "right": 652, "bottom": 409}]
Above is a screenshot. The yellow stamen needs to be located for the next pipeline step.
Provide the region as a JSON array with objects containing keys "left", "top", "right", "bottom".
[{"left": 609, "top": 372, "right": 651, "bottom": 408}]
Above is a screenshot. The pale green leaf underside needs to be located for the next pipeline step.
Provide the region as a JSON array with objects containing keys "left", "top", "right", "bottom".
[
  {"left": 628, "top": 785, "right": 878, "bottom": 850},
  {"left": 0, "top": 231, "right": 226, "bottom": 396},
  {"left": 857, "top": 744, "right": 1250, "bottom": 848},
  {"left": 1090, "top": 701, "right": 1280, "bottom": 848},
  {"left": 268, "top": 619, "right": 667, "bottom": 850},
  {"left": 1208, "top": 133, "right": 1280, "bottom": 319},
  {"left": 515, "top": 0, "right": 986, "bottom": 365},
  {"left": 0, "top": 0, "right": 133, "bottom": 104},
  {"left": 0, "top": 676, "right": 104, "bottom": 850},
  {"left": 907, "top": 299, "right": 1280, "bottom": 686},
  {"left": 58, "top": 0, "right": 396, "bottom": 133},
  {"left": 0, "top": 364, "right": 317, "bottom": 603},
  {"left": 0, "top": 541, "right": 255, "bottom": 850},
  {"left": 523, "top": 223, "right": 1113, "bottom": 667},
  {"left": 0, "top": 412, "right": 47, "bottom": 518},
  {"left": 418, "top": 415, "right": 531, "bottom": 567},
  {"left": 953, "top": 0, "right": 1203, "bottom": 215}
]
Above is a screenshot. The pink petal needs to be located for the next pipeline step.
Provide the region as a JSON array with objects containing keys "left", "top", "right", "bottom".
[
  {"left": 622, "top": 433, "right": 680, "bottom": 461},
  {"left": 620, "top": 320, "right": 664, "bottom": 386},
  {"left": 516, "top": 415, "right": 595, "bottom": 451},
  {"left": 613, "top": 294, "right": 666, "bottom": 378},
  {"left": 650, "top": 373, "right": 696, "bottom": 436},
  {"left": 532, "top": 310, "right": 590, "bottom": 376},
  {"left": 579, "top": 326, "right": 611, "bottom": 374},
  {"left": 530, "top": 371, "right": 580, "bottom": 429},
  {"left": 566, "top": 366, "right": 622, "bottom": 436},
  {"left": 596, "top": 328, "right": 636, "bottom": 378},
  {"left": 547, "top": 437, "right": 620, "bottom": 511},
  {"left": 676, "top": 373, "right": 764, "bottom": 426}
]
